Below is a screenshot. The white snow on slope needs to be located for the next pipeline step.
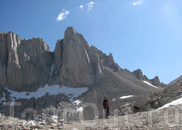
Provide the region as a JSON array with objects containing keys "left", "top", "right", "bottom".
[
  {"left": 76, "top": 107, "right": 83, "bottom": 112},
  {"left": 120, "top": 95, "right": 134, "bottom": 99},
  {"left": 0, "top": 93, "right": 6, "bottom": 103},
  {"left": 143, "top": 81, "right": 159, "bottom": 89},
  {"left": 51, "top": 115, "right": 58, "bottom": 123},
  {"left": 112, "top": 98, "right": 116, "bottom": 101},
  {"left": 158, "top": 97, "right": 182, "bottom": 110},
  {"left": 50, "top": 62, "right": 54, "bottom": 75},
  {"left": 6, "top": 84, "right": 88, "bottom": 102},
  {"left": 73, "top": 100, "right": 81, "bottom": 105}
]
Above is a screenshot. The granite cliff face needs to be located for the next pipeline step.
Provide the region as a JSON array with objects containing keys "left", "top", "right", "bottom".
[
  {"left": 0, "top": 31, "right": 53, "bottom": 91},
  {"left": 0, "top": 27, "right": 162, "bottom": 92},
  {"left": 0, "top": 31, "right": 7, "bottom": 89},
  {"left": 54, "top": 27, "right": 102, "bottom": 87},
  {"left": 0, "top": 27, "right": 104, "bottom": 91}
]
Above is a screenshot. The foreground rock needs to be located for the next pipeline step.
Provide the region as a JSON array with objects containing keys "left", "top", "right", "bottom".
[
  {"left": 0, "top": 104, "right": 182, "bottom": 130},
  {"left": 118, "top": 75, "right": 182, "bottom": 115}
]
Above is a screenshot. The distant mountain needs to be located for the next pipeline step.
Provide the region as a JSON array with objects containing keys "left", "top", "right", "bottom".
[
  {"left": 133, "top": 69, "right": 162, "bottom": 87},
  {"left": 0, "top": 27, "right": 162, "bottom": 120}
]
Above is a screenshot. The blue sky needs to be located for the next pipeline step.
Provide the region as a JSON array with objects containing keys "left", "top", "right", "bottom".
[{"left": 1, "top": 0, "right": 182, "bottom": 84}]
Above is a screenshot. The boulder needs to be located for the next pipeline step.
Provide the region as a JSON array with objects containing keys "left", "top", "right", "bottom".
[
  {"left": 45, "top": 117, "right": 54, "bottom": 125},
  {"left": 134, "top": 96, "right": 149, "bottom": 109},
  {"left": 159, "top": 97, "right": 170, "bottom": 107}
]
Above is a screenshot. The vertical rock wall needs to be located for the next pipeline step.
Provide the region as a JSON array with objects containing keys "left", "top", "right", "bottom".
[
  {"left": 0, "top": 31, "right": 53, "bottom": 91},
  {"left": 56, "top": 27, "right": 103, "bottom": 87},
  {"left": 0, "top": 31, "right": 7, "bottom": 88}
]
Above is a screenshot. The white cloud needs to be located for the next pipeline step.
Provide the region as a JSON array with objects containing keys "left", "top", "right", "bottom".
[
  {"left": 133, "top": 0, "right": 143, "bottom": 6},
  {"left": 80, "top": 5, "right": 84, "bottom": 10},
  {"left": 56, "top": 9, "right": 69, "bottom": 21},
  {"left": 87, "top": 1, "right": 94, "bottom": 11}
]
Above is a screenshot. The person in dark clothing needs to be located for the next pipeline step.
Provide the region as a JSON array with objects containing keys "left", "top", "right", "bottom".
[{"left": 103, "top": 97, "right": 109, "bottom": 118}]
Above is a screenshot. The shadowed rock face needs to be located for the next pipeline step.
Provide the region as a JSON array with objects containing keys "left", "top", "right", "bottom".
[{"left": 0, "top": 31, "right": 7, "bottom": 89}]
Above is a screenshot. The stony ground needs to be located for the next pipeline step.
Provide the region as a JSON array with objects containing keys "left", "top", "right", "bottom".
[{"left": 0, "top": 104, "right": 182, "bottom": 130}]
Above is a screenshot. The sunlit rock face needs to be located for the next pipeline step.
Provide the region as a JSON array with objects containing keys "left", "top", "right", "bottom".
[
  {"left": 55, "top": 27, "right": 103, "bottom": 87},
  {"left": 0, "top": 31, "right": 53, "bottom": 91}
]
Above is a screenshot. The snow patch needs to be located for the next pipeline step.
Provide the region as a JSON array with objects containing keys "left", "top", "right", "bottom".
[
  {"left": 10, "top": 98, "right": 16, "bottom": 106},
  {"left": 6, "top": 84, "right": 88, "bottom": 102},
  {"left": 0, "top": 93, "right": 6, "bottom": 103},
  {"left": 76, "top": 107, "right": 83, "bottom": 112},
  {"left": 50, "top": 62, "right": 54, "bottom": 75},
  {"left": 112, "top": 98, "right": 116, "bottom": 101},
  {"left": 27, "top": 120, "right": 36, "bottom": 126},
  {"left": 51, "top": 115, "right": 58, "bottom": 123},
  {"left": 143, "top": 81, "right": 159, "bottom": 89},
  {"left": 73, "top": 100, "right": 81, "bottom": 105},
  {"left": 158, "top": 97, "right": 182, "bottom": 110},
  {"left": 120, "top": 95, "right": 134, "bottom": 99}
]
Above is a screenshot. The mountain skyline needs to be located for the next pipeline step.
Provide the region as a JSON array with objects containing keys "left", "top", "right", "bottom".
[{"left": 1, "top": 0, "right": 182, "bottom": 84}]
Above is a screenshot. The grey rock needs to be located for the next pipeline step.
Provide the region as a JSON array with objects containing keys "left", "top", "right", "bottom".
[
  {"left": 153, "top": 101, "right": 160, "bottom": 108},
  {"left": 143, "top": 75, "right": 149, "bottom": 81},
  {"left": 45, "top": 117, "right": 54, "bottom": 125},
  {"left": 133, "top": 69, "right": 144, "bottom": 80},
  {"left": 90, "top": 45, "right": 106, "bottom": 59},
  {"left": 159, "top": 97, "right": 170, "bottom": 107},
  {"left": 90, "top": 45, "right": 120, "bottom": 71},
  {"left": 150, "top": 76, "right": 161, "bottom": 86},
  {"left": 90, "top": 45, "right": 98, "bottom": 54},
  {"left": 133, "top": 69, "right": 162, "bottom": 87},
  {"left": 134, "top": 96, "right": 149, "bottom": 109},
  {"left": 0, "top": 31, "right": 7, "bottom": 89},
  {"left": 58, "top": 27, "right": 102, "bottom": 87},
  {"left": 53, "top": 38, "right": 63, "bottom": 74},
  {"left": 3, "top": 31, "right": 53, "bottom": 91}
]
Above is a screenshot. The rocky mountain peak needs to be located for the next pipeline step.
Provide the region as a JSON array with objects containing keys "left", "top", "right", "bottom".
[
  {"left": 0, "top": 31, "right": 5, "bottom": 35},
  {"left": 108, "top": 53, "right": 115, "bottom": 63},
  {"left": 133, "top": 69, "right": 162, "bottom": 86},
  {"left": 51, "top": 27, "right": 103, "bottom": 87},
  {"left": 0, "top": 31, "right": 53, "bottom": 91},
  {"left": 133, "top": 69, "right": 143, "bottom": 80},
  {"left": 64, "top": 26, "right": 77, "bottom": 40},
  {"left": 151, "top": 76, "right": 160, "bottom": 86}
]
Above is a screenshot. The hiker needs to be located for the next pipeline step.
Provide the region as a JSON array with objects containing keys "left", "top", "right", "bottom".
[{"left": 103, "top": 97, "right": 109, "bottom": 118}]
